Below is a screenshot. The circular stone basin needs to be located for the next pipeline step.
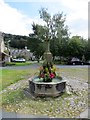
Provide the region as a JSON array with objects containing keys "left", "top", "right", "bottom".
[{"left": 29, "top": 76, "right": 66, "bottom": 97}]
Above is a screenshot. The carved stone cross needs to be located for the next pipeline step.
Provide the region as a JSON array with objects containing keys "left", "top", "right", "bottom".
[{"left": 43, "top": 39, "right": 52, "bottom": 63}]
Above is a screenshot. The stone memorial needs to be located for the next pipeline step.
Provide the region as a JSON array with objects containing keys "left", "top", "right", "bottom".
[{"left": 28, "top": 37, "right": 66, "bottom": 97}]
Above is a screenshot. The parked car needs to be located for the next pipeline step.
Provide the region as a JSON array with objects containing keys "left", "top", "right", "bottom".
[
  {"left": 68, "top": 58, "right": 84, "bottom": 65},
  {"left": 86, "top": 60, "right": 90, "bottom": 65},
  {"left": 11, "top": 58, "right": 26, "bottom": 62}
]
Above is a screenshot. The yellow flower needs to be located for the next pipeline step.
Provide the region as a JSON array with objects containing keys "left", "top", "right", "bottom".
[
  {"left": 45, "top": 67, "right": 48, "bottom": 72},
  {"left": 51, "top": 66, "right": 56, "bottom": 72}
]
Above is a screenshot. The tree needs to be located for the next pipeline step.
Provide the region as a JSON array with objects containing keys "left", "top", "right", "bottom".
[
  {"left": 84, "top": 38, "right": 90, "bottom": 60},
  {"left": 68, "top": 36, "right": 88, "bottom": 60},
  {"left": 28, "top": 24, "right": 45, "bottom": 60},
  {"left": 39, "top": 8, "right": 69, "bottom": 60},
  {"left": 29, "top": 8, "right": 89, "bottom": 62},
  {"left": 28, "top": 8, "right": 69, "bottom": 61},
  {"left": 4, "top": 33, "right": 28, "bottom": 49},
  {"left": 31, "top": 22, "right": 48, "bottom": 41}
]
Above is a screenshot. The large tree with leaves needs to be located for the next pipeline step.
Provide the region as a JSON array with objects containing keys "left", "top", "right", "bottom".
[
  {"left": 29, "top": 8, "right": 69, "bottom": 60},
  {"left": 68, "top": 36, "right": 88, "bottom": 60},
  {"left": 39, "top": 8, "right": 69, "bottom": 60},
  {"left": 28, "top": 23, "right": 46, "bottom": 60}
]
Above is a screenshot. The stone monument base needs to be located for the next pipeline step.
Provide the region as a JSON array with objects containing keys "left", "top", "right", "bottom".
[{"left": 28, "top": 76, "right": 66, "bottom": 97}]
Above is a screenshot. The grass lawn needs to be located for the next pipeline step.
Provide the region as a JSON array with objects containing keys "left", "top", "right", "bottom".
[
  {"left": 0, "top": 68, "right": 38, "bottom": 90},
  {"left": 0, "top": 66, "right": 88, "bottom": 118},
  {"left": 5, "top": 61, "right": 38, "bottom": 66},
  {"left": 58, "top": 67, "right": 88, "bottom": 82}
]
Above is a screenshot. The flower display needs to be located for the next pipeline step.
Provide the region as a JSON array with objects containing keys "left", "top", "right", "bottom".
[{"left": 39, "top": 62, "right": 56, "bottom": 82}]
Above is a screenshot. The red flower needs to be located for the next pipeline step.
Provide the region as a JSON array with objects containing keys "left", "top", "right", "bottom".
[
  {"left": 50, "top": 73, "right": 55, "bottom": 78},
  {"left": 40, "top": 73, "right": 44, "bottom": 78}
]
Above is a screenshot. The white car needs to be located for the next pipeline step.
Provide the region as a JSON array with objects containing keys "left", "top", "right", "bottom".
[{"left": 12, "top": 58, "right": 26, "bottom": 62}]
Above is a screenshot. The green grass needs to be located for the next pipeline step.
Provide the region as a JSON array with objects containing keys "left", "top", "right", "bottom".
[
  {"left": 0, "top": 68, "right": 38, "bottom": 90},
  {"left": 6, "top": 61, "right": 34, "bottom": 66},
  {"left": 56, "top": 67, "right": 88, "bottom": 82}
]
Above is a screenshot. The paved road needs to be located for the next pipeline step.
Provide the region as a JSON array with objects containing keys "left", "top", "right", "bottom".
[
  {"left": 0, "top": 63, "right": 41, "bottom": 70},
  {"left": 56, "top": 65, "right": 88, "bottom": 68},
  {"left": 0, "top": 64, "right": 89, "bottom": 70}
]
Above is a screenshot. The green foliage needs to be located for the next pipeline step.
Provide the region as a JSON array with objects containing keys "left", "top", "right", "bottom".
[
  {"left": 39, "top": 8, "right": 51, "bottom": 24},
  {"left": 5, "top": 61, "right": 32, "bottom": 66},
  {"left": 4, "top": 33, "right": 28, "bottom": 49},
  {"left": 27, "top": 35, "right": 45, "bottom": 59},
  {"left": 32, "top": 23, "right": 48, "bottom": 40},
  {"left": 33, "top": 8, "right": 69, "bottom": 60},
  {"left": 68, "top": 36, "right": 88, "bottom": 60}
]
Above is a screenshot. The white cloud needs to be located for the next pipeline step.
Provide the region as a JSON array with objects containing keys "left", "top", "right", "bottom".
[
  {"left": 0, "top": 0, "right": 45, "bottom": 36},
  {"left": 60, "top": 0, "right": 88, "bottom": 39},
  {"left": 62, "top": 0, "right": 88, "bottom": 22},
  {"left": 0, "top": 0, "right": 32, "bottom": 36},
  {"left": 0, "top": 0, "right": 89, "bottom": 39}
]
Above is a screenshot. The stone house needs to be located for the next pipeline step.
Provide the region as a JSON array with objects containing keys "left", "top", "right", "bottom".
[
  {"left": 0, "top": 32, "right": 10, "bottom": 66},
  {"left": 10, "top": 46, "right": 35, "bottom": 61}
]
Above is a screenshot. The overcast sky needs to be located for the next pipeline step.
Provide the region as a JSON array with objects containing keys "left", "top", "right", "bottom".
[{"left": 0, "top": 0, "right": 89, "bottom": 39}]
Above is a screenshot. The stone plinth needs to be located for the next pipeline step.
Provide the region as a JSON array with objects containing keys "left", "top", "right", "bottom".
[{"left": 29, "top": 76, "right": 66, "bottom": 97}]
